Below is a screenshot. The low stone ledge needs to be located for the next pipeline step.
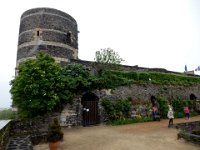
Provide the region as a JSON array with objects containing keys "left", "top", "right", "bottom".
[
  {"left": 178, "top": 132, "right": 200, "bottom": 145},
  {"left": 175, "top": 121, "right": 200, "bottom": 145}
]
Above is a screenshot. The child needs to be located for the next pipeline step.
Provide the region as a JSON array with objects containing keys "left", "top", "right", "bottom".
[
  {"left": 184, "top": 106, "right": 190, "bottom": 120},
  {"left": 152, "top": 105, "right": 158, "bottom": 121},
  {"left": 167, "top": 105, "right": 174, "bottom": 128}
]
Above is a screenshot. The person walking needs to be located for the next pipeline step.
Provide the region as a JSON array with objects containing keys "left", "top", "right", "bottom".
[
  {"left": 167, "top": 105, "right": 174, "bottom": 128},
  {"left": 184, "top": 105, "right": 190, "bottom": 120}
]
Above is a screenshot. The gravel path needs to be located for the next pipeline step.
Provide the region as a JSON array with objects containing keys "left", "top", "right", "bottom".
[{"left": 34, "top": 116, "right": 200, "bottom": 150}]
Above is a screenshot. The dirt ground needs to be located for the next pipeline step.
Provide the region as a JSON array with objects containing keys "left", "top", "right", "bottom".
[{"left": 34, "top": 116, "right": 200, "bottom": 150}]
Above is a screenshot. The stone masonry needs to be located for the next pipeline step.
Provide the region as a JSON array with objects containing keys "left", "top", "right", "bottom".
[
  {"left": 17, "top": 7, "right": 78, "bottom": 67},
  {"left": 60, "top": 83, "right": 200, "bottom": 127}
]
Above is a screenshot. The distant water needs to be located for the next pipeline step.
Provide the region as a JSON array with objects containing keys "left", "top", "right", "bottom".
[{"left": 0, "top": 120, "right": 10, "bottom": 130}]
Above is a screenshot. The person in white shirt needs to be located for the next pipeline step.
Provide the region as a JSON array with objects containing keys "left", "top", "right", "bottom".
[{"left": 167, "top": 105, "right": 174, "bottom": 128}]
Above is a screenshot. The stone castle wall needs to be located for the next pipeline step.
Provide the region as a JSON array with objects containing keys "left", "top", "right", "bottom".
[
  {"left": 96, "top": 84, "right": 200, "bottom": 120},
  {"left": 98, "top": 84, "right": 200, "bottom": 102},
  {"left": 60, "top": 83, "right": 200, "bottom": 127}
]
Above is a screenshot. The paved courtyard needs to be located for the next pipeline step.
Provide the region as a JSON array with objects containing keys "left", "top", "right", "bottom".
[{"left": 34, "top": 116, "right": 200, "bottom": 150}]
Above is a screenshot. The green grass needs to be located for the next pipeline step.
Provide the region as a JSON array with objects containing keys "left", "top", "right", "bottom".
[{"left": 110, "top": 117, "right": 153, "bottom": 125}]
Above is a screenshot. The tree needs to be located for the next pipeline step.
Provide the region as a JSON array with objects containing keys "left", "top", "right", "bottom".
[
  {"left": 94, "top": 48, "right": 124, "bottom": 76},
  {"left": 95, "top": 48, "right": 124, "bottom": 64},
  {"left": 10, "top": 52, "right": 62, "bottom": 118},
  {"left": 10, "top": 53, "right": 99, "bottom": 118}
]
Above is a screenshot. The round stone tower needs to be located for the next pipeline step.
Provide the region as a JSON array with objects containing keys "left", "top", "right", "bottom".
[{"left": 17, "top": 7, "right": 78, "bottom": 66}]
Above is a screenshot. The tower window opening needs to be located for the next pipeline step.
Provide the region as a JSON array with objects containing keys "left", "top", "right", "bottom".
[
  {"left": 66, "top": 32, "right": 71, "bottom": 44},
  {"left": 37, "top": 30, "right": 40, "bottom": 36}
]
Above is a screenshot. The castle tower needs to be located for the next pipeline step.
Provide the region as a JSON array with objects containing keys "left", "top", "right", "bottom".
[{"left": 17, "top": 8, "right": 78, "bottom": 66}]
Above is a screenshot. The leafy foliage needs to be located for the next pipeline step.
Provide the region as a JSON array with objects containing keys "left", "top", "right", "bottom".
[
  {"left": 96, "top": 71, "right": 132, "bottom": 89},
  {"left": 10, "top": 53, "right": 61, "bottom": 117},
  {"left": 171, "top": 98, "right": 193, "bottom": 118},
  {"left": 61, "top": 64, "right": 96, "bottom": 93},
  {"left": 10, "top": 53, "right": 102, "bottom": 118},
  {"left": 101, "top": 98, "right": 131, "bottom": 121},
  {"left": 156, "top": 96, "right": 168, "bottom": 119},
  {"left": 94, "top": 48, "right": 124, "bottom": 76},
  {"left": 156, "top": 97, "right": 199, "bottom": 119},
  {"left": 10, "top": 53, "right": 62, "bottom": 118},
  {"left": 0, "top": 109, "right": 17, "bottom": 119},
  {"left": 110, "top": 70, "right": 200, "bottom": 86},
  {"left": 95, "top": 48, "right": 124, "bottom": 64}
]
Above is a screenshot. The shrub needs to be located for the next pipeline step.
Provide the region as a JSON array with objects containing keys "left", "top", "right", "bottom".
[
  {"left": 10, "top": 53, "right": 99, "bottom": 118},
  {"left": 47, "top": 118, "right": 63, "bottom": 143},
  {"left": 109, "top": 70, "right": 200, "bottom": 86},
  {"left": 101, "top": 99, "right": 116, "bottom": 120},
  {"left": 172, "top": 98, "right": 184, "bottom": 113},
  {"left": 175, "top": 112, "right": 185, "bottom": 118},
  {"left": 156, "top": 96, "right": 168, "bottom": 119},
  {"left": 190, "top": 111, "right": 200, "bottom": 117},
  {"left": 10, "top": 53, "right": 62, "bottom": 118},
  {"left": 172, "top": 98, "right": 195, "bottom": 118},
  {"left": 101, "top": 98, "right": 131, "bottom": 121}
]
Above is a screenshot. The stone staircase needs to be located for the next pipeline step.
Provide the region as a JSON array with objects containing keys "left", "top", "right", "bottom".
[{"left": 6, "top": 136, "right": 33, "bottom": 150}]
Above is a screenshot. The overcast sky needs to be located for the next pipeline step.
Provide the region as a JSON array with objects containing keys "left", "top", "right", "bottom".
[{"left": 0, "top": 0, "right": 200, "bottom": 108}]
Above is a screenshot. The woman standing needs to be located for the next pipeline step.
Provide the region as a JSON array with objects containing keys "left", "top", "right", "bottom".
[{"left": 167, "top": 105, "right": 174, "bottom": 128}]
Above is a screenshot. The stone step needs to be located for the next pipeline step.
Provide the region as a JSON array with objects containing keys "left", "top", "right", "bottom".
[{"left": 6, "top": 136, "right": 33, "bottom": 150}]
